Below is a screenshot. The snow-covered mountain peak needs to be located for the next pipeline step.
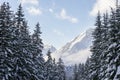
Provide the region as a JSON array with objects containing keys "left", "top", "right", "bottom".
[
  {"left": 52, "top": 28, "right": 94, "bottom": 65},
  {"left": 69, "top": 32, "right": 86, "bottom": 50},
  {"left": 44, "top": 45, "right": 56, "bottom": 50}
]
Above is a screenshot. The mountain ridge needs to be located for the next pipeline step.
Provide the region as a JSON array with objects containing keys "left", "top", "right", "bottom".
[{"left": 52, "top": 28, "right": 94, "bottom": 65}]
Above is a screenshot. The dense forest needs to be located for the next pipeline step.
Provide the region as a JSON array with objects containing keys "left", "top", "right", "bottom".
[
  {"left": 72, "top": 4, "right": 120, "bottom": 80},
  {"left": 0, "top": 2, "right": 120, "bottom": 80},
  {"left": 0, "top": 2, "right": 65, "bottom": 80}
]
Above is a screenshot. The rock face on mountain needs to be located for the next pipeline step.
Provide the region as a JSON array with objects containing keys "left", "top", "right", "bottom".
[{"left": 52, "top": 28, "right": 94, "bottom": 65}]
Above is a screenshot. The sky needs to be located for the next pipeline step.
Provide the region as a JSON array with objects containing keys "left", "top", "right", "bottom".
[{"left": 0, "top": 0, "right": 116, "bottom": 49}]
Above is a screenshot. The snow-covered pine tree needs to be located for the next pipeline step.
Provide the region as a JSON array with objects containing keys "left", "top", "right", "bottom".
[
  {"left": 32, "top": 22, "right": 45, "bottom": 80},
  {"left": 89, "top": 12, "right": 103, "bottom": 80},
  {"left": 84, "top": 58, "right": 91, "bottom": 80},
  {"left": 32, "top": 22, "right": 43, "bottom": 57},
  {"left": 45, "top": 50, "right": 53, "bottom": 80},
  {"left": 73, "top": 64, "right": 78, "bottom": 80},
  {"left": 52, "top": 58, "right": 59, "bottom": 80},
  {"left": 0, "top": 2, "right": 16, "bottom": 79},
  {"left": 13, "top": 4, "right": 37, "bottom": 79},
  {"left": 45, "top": 51, "right": 66, "bottom": 80},
  {"left": 78, "top": 64, "right": 85, "bottom": 80},
  {"left": 99, "top": 12, "right": 109, "bottom": 80},
  {"left": 57, "top": 58, "right": 66, "bottom": 80},
  {"left": 104, "top": 4, "right": 120, "bottom": 80}
]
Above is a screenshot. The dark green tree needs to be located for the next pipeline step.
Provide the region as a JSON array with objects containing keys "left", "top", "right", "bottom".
[
  {"left": 51, "top": 58, "right": 59, "bottom": 80},
  {"left": 45, "top": 50, "right": 54, "bottom": 80},
  {"left": 32, "top": 22, "right": 45, "bottom": 80},
  {"left": 73, "top": 64, "right": 78, "bottom": 80},
  {"left": 57, "top": 58, "right": 66, "bottom": 80},
  {"left": 84, "top": 58, "right": 91, "bottom": 80},
  {"left": 89, "top": 12, "right": 103, "bottom": 80},
  {"left": 104, "top": 5, "right": 120, "bottom": 80},
  {"left": 99, "top": 12, "right": 109, "bottom": 80},
  {"left": 13, "top": 4, "right": 37, "bottom": 79},
  {"left": 0, "top": 2, "right": 15, "bottom": 80}
]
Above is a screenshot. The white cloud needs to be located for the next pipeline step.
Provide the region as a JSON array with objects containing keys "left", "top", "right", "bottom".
[
  {"left": 53, "top": 29, "right": 64, "bottom": 37},
  {"left": 49, "top": 8, "right": 54, "bottom": 13},
  {"left": 48, "top": 1, "right": 56, "bottom": 13},
  {"left": 60, "top": 9, "right": 67, "bottom": 19},
  {"left": 51, "top": 48, "right": 91, "bottom": 65},
  {"left": 48, "top": 2, "right": 78, "bottom": 23},
  {"left": 27, "top": 7, "right": 42, "bottom": 15},
  {"left": 20, "top": 0, "right": 42, "bottom": 16},
  {"left": 90, "top": 0, "right": 116, "bottom": 16},
  {"left": 58, "top": 9, "right": 78, "bottom": 23},
  {"left": 20, "top": 0, "right": 39, "bottom": 5},
  {"left": 70, "top": 18, "right": 78, "bottom": 24},
  {"left": 62, "top": 48, "right": 91, "bottom": 65}
]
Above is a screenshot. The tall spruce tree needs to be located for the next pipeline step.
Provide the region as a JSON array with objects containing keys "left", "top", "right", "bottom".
[
  {"left": 32, "top": 22, "right": 43, "bottom": 57},
  {"left": 51, "top": 58, "right": 59, "bottom": 80},
  {"left": 0, "top": 2, "right": 16, "bottom": 79},
  {"left": 99, "top": 12, "right": 109, "bottom": 80},
  {"left": 78, "top": 64, "right": 85, "bottom": 80},
  {"left": 89, "top": 12, "right": 103, "bottom": 80},
  {"left": 73, "top": 64, "right": 78, "bottom": 80},
  {"left": 104, "top": 5, "right": 120, "bottom": 80},
  {"left": 84, "top": 58, "right": 91, "bottom": 80},
  {"left": 57, "top": 58, "right": 66, "bottom": 80},
  {"left": 32, "top": 22, "right": 45, "bottom": 80},
  {"left": 13, "top": 4, "right": 37, "bottom": 79},
  {"left": 45, "top": 50, "right": 54, "bottom": 80}
]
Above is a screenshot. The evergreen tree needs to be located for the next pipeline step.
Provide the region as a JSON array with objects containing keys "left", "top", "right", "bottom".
[
  {"left": 52, "top": 58, "right": 59, "bottom": 80},
  {"left": 104, "top": 5, "right": 120, "bottom": 80},
  {"left": 57, "top": 58, "right": 66, "bottom": 80},
  {"left": 88, "top": 4, "right": 120, "bottom": 80},
  {"left": 84, "top": 58, "right": 91, "bottom": 80},
  {"left": 45, "top": 50, "right": 54, "bottom": 80},
  {"left": 73, "top": 64, "right": 78, "bottom": 80},
  {"left": 12, "top": 4, "right": 37, "bottom": 79},
  {"left": 0, "top": 2, "right": 15, "bottom": 79},
  {"left": 99, "top": 12, "right": 109, "bottom": 80},
  {"left": 32, "top": 22, "right": 43, "bottom": 57},
  {"left": 32, "top": 23, "right": 42, "bottom": 44},
  {"left": 78, "top": 64, "right": 85, "bottom": 80},
  {"left": 89, "top": 12, "right": 103, "bottom": 80},
  {"left": 32, "top": 22, "right": 45, "bottom": 80},
  {"left": 14, "top": 4, "right": 24, "bottom": 37}
]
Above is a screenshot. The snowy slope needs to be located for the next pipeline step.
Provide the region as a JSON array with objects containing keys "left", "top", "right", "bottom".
[{"left": 52, "top": 28, "right": 94, "bottom": 65}]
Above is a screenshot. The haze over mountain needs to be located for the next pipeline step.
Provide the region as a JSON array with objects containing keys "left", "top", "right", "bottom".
[
  {"left": 42, "top": 45, "right": 56, "bottom": 55},
  {"left": 50, "top": 28, "right": 94, "bottom": 65}
]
